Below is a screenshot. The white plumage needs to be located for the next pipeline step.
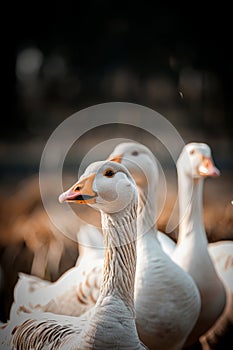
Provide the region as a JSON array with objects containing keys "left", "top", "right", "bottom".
[
  {"left": 6, "top": 141, "right": 202, "bottom": 350},
  {"left": 0, "top": 160, "right": 148, "bottom": 349},
  {"left": 170, "top": 142, "right": 226, "bottom": 347},
  {"left": 200, "top": 240, "right": 233, "bottom": 349}
]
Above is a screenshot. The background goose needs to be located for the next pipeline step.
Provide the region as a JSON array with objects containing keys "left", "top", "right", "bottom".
[
  {"left": 8, "top": 208, "right": 102, "bottom": 320},
  {"left": 1, "top": 160, "right": 147, "bottom": 349},
  {"left": 139, "top": 142, "right": 232, "bottom": 348},
  {"left": 200, "top": 240, "right": 233, "bottom": 349},
  {"left": 208, "top": 241, "right": 233, "bottom": 291},
  {"left": 108, "top": 142, "right": 201, "bottom": 350},
  {"left": 171, "top": 142, "right": 226, "bottom": 347},
  {"left": 10, "top": 256, "right": 104, "bottom": 321},
  {"left": 10, "top": 223, "right": 104, "bottom": 320}
]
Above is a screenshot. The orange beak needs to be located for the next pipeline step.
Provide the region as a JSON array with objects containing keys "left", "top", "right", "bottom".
[
  {"left": 198, "top": 157, "right": 220, "bottom": 177},
  {"left": 59, "top": 173, "right": 96, "bottom": 204},
  {"left": 109, "top": 154, "right": 123, "bottom": 163}
]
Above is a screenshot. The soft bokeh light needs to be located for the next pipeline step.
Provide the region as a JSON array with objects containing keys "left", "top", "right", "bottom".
[{"left": 16, "top": 47, "right": 43, "bottom": 80}]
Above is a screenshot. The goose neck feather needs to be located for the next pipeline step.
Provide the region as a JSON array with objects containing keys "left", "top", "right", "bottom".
[
  {"left": 99, "top": 200, "right": 138, "bottom": 314},
  {"left": 177, "top": 173, "right": 207, "bottom": 245},
  {"left": 137, "top": 186, "right": 157, "bottom": 238}
]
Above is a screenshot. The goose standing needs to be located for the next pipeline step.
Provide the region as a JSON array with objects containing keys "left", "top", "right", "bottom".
[
  {"left": 108, "top": 142, "right": 201, "bottom": 350},
  {"left": 171, "top": 142, "right": 226, "bottom": 347},
  {"left": 141, "top": 142, "right": 231, "bottom": 348},
  {"left": 0, "top": 160, "right": 147, "bottom": 349}
]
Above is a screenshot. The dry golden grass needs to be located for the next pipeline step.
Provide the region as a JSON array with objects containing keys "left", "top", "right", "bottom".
[{"left": 0, "top": 171, "right": 232, "bottom": 323}]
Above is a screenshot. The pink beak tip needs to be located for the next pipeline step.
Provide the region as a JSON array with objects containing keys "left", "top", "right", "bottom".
[
  {"left": 58, "top": 193, "right": 66, "bottom": 203},
  {"left": 214, "top": 167, "right": 221, "bottom": 177}
]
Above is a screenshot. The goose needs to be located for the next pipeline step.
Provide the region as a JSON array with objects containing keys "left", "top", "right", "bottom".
[
  {"left": 208, "top": 240, "right": 233, "bottom": 291},
  {"left": 11, "top": 141, "right": 201, "bottom": 350},
  {"left": 0, "top": 160, "right": 147, "bottom": 349},
  {"left": 10, "top": 224, "right": 104, "bottom": 320},
  {"left": 108, "top": 142, "right": 201, "bottom": 350},
  {"left": 10, "top": 257, "right": 104, "bottom": 321},
  {"left": 200, "top": 239, "right": 233, "bottom": 349},
  {"left": 137, "top": 141, "right": 231, "bottom": 348},
  {"left": 170, "top": 142, "right": 227, "bottom": 347}
]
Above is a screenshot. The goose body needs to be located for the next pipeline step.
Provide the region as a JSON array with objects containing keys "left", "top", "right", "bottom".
[
  {"left": 10, "top": 224, "right": 104, "bottom": 319},
  {"left": 157, "top": 230, "right": 176, "bottom": 255},
  {"left": 1, "top": 160, "right": 147, "bottom": 349},
  {"left": 208, "top": 240, "right": 233, "bottom": 291},
  {"left": 126, "top": 235, "right": 232, "bottom": 349},
  {"left": 200, "top": 240, "right": 233, "bottom": 349},
  {"left": 10, "top": 250, "right": 103, "bottom": 319}
]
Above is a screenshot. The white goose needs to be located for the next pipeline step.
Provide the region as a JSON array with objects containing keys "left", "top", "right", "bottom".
[
  {"left": 141, "top": 142, "right": 232, "bottom": 348},
  {"left": 10, "top": 224, "right": 104, "bottom": 320},
  {"left": 170, "top": 142, "right": 227, "bottom": 347},
  {"left": 200, "top": 239, "right": 233, "bottom": 349},
  {"left": 9, "top": 204, "right": 105, "bottom": 319},
  {"left": 208, "top": 240, "right": 233, "bottom": 291},
  {"left": 0, "top": 160, "right": 147, "bottom": 349},
  {"left": 108, "top": 142, "right": 201, "bottom": 350}
]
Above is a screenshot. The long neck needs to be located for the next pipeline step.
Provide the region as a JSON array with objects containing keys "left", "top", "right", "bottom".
[
  {"left": 178, "top": 170, "right": 207, "bottom": 244},
  {"left": 99, "top": 202, "right": 138, "bottom": 314},
  {"left": 137, "top": 182, "right": 157, "bottom": 237}
]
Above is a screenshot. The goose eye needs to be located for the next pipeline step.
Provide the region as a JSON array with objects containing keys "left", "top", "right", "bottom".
[
  {"left": 104, "top": 169, "right": 115, "bottom": 178},
  {"left": 131, "top": 151, "right": 139, "bottom": 156},
  {"left": 189, "top": 149, "right": 195, "bottom": 155}
]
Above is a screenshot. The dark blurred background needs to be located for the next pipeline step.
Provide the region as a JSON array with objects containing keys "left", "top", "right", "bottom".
[{"left": 0, "top": 2, "right": 232, "bottom": 322}]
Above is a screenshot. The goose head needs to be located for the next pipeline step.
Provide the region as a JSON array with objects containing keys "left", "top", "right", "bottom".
[
  {"left": 59, "top": 160, "right": 137, "bottom": 214},
  {"left": 177, "top": 142, "right": 220, "bottom": 179},
  {"left": 108, "top": 142, "right": 158, "bottom": 188}
]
